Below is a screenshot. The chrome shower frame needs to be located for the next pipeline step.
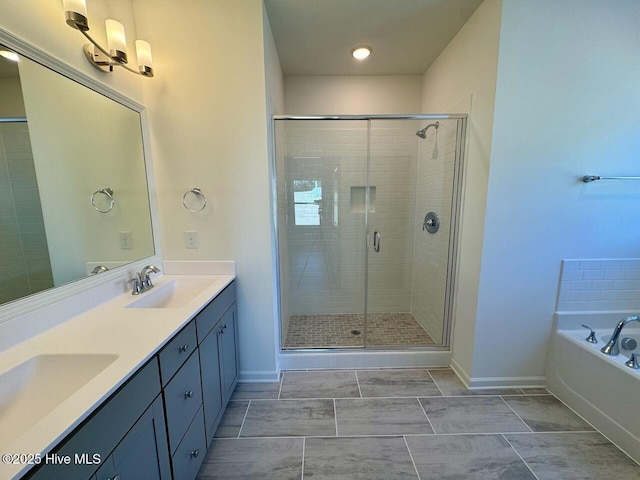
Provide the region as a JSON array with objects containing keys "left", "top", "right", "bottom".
[{"left": 270, "top": 113, "right": 468, "bottom": 354}]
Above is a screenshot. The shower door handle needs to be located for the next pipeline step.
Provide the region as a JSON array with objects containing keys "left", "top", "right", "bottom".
[{"left": 373, "top": 231, "right": 381, "bottom": 252}]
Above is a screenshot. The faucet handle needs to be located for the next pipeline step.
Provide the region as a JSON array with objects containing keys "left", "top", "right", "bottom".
[
  {"left": 625, "top": 353, "right": 640, "bottom": 369},
  {"left": 140, "top": 265, "right": 160, "bottom": 290},
  {"left": 581, "top": 324, "right": 598, "bottom": 344},
  {"left": 128, "top": 274, "right": 143, "bottom": 295}
]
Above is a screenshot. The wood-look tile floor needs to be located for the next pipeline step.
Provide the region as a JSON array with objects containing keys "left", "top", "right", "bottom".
[
  {"left": 196, "top": 369, "right": 640, "bottom": 480},
  {"left": 283, "top": 313, "right": 437, "bottom": 349}
]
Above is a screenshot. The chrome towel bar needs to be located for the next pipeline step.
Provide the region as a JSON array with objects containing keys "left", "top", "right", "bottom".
[{"left": 581, "top": 175, "right": 640, "bottom": 183}]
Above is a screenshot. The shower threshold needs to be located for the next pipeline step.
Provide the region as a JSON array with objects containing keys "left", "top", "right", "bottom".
[{"left": 283, "top": 312, "right": 437, "bottom": 349}]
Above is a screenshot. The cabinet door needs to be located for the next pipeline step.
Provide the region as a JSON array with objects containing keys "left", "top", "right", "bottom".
[
  {"left": 96, "top": 396, "right": 171, "bottom": 480},
  {"left": 219, "top": 304, "right": 238, "bottom": 402},
  {"left": 199, "top": 326, "right": 223, "bottom": 446}
]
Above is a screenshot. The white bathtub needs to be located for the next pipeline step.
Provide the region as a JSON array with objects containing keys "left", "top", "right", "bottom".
[{"left": 546, "top": 314, "right": 640, "bottom": 463}]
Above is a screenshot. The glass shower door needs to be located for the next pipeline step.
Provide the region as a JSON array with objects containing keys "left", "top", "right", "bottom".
[
  {"left": 365, "top": 118, "right": 462, "bottom": 347},
  {"left": 276, "top": 119, "right": 369, "bottom": 349}
]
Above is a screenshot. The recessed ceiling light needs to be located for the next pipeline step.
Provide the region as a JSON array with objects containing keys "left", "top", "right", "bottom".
[
  {"left": 351, "top": 46, "right": 372, "bottom": 61},
  {"left": 0, "top": 50, "right": 19, "bottom": 62}
]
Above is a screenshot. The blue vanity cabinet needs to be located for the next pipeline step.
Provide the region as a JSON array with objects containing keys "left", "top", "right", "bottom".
[
  {"left": 169, "top": 407, "right": 207, "bottom": 480},
  {"left": 198, "top": 325, "right": 223, "bottom": 445},
  {"left": 219, "top": 304, "right": 239, "bottom": 403},
  {"left": 196, "top": 282, "right": 238, "bottom": 446},
  {"left": 27, "top": 359, "right": 165, "bottom": 480},
  {"left": 163, "top": 351, "right": 203, "bottom": 455},
  {"left": 95, "top": 396, "right": 171, "bottom": 480},
  {"left": 23, "top": 281, "right": 237, "bottom": 480}
]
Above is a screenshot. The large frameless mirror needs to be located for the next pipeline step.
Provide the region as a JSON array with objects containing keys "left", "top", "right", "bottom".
[{"left": 0, "top": 39, "right": 154, "bottom": 306}]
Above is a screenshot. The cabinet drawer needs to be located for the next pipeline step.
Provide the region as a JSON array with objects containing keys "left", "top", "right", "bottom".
[
  {"left": 171, "top": 407, "right": 206, "bottom": 480},
  {"left": 29, "top": 359, "right": 161, "bottom": 480},
  {"left": 164, "top": 351, "right": 203, "bottom": 454},
  {"left": 195, "top": 281, "right": 236, "bottom": 342},
  {"left": 159, "top": 321, "right": 197, "bottom": 387}
]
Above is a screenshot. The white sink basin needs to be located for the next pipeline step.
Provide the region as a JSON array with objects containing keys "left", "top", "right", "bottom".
[
  {"left": 0, "top": 354, "right": 118, "bottom": 449},
  {"left": 126, "top": 278, "right": 221, "bottom": 309}
]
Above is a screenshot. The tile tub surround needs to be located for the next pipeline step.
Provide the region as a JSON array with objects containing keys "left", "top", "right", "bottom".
[
  {"left": 197, "top": 369, "right": 640, "bottom": 480},
  {"left": 283, "top": 312, "right": 436, "bottom": 348},
  {"left": 557, "top": 258, "right": 640, "bottom": 312}
]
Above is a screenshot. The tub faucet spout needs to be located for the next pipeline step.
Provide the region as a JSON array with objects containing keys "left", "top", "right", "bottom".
[{"left": 600, "top": 315, "right": 640, "bottom": 356}]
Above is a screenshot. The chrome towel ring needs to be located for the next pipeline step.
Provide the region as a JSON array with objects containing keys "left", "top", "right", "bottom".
[
  {"left": 182, "top": 187, "right": 207, "bottom": 212},
  {"left": 91, "top": 187, "right": 114, "bottom": 213}
]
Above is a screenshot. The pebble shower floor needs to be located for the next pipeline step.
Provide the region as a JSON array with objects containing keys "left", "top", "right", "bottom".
[{"left": 283, "top": 313, "right": 437, "bottom": 349}]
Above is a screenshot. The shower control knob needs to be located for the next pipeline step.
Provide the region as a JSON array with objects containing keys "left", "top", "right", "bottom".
[{"left": 423, "top": 212, "right": 440, "bottom": 234}]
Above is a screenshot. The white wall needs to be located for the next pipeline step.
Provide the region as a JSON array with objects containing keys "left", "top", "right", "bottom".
[
  {"left": 471, "top": 0, "right": 640, "bottom": 382},
  {"left": 284, "top": 75, "right": 422, "bottom": 115},
  {"left": 420, "top": 0, "right": 502, "bottom": 376},
  {"left": 133, "top": 0, "right": 279, "bottom": 379}
]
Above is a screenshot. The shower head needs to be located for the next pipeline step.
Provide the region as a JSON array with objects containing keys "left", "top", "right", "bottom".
[{"left": 416, "top": 121, "right": 439, "bottom": 139}]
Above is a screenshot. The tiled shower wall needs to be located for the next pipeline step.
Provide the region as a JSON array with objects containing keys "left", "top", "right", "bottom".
[
  {"left": 0, "top": 122, "right": 53, "bottom": 304},
  {"left": 556, "top": 259, "right": 640, "bottom": 312},
  {"left": 410, "top": 121, "right": 458, "bottom": 344}
]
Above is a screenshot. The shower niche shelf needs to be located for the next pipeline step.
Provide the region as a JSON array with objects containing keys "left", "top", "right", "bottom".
[{"left": 350, "top": 186, "right": 376, "bottom": 213}]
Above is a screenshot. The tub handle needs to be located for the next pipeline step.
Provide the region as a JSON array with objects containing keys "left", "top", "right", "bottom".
[
  {"left": 625, "top": 353, "right": 640, "bottom": 369},
  {"left": 581, "top": 324, "right": 598, "bottom": 344}
]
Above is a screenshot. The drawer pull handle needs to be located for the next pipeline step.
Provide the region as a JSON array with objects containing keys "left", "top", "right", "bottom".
[
  {"left": 184, "top": 390, "right": 194, "bottom": 399},
  {"left": 179, "top": 344, "right": 189, "bottom": 353},
  {"left": 191, "top": 449, "right": 200, "bottom": 458},
  {"left": 109, "top": 476, "right": 121, "bottom": 480}
]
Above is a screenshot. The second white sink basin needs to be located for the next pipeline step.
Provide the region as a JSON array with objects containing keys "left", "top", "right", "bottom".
[
  {"left": 126, "top": 277, "right": 221, "bottom": 309},
  {"left": 0, "top": 353, "right": 118, "bottom": 450}
]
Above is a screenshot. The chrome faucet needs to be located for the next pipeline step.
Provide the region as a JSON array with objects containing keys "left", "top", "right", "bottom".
[
  {"left": 600, "top": 315, "right": 640, "bottom": 356},
  {"left": 129, "top": 265, "right": 161, "bottom": 295},
  {"left": 140, "top": 265, "right": 161, "bottom": 290}
]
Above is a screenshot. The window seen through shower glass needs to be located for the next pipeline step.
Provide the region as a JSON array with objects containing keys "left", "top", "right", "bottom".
[{"left": 293, "top": 179, "right": 322, "bottom": 226}]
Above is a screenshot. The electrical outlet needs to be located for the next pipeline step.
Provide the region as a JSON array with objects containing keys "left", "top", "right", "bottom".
[
  {"left": 185, "top": 231, "right": 199, "bottom": 249},
  {"left": 119, "top": 231, "right": 132, "bottom": 249}
]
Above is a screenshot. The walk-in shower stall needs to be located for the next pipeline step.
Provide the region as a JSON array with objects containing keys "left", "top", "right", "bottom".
[{"left": 273, "top": 115, "right": 466, "bottom": 351}]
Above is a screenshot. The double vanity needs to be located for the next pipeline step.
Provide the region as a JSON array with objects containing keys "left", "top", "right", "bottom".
[{"left": 0, "top": 270, "right": 237, "bottom": 480}]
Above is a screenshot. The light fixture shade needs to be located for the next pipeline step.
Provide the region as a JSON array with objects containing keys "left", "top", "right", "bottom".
[
  {"left": 63, "top": 0, "right": 87, "bottom": 16},
  {"left": 135, "top": 40, "right": 152, "bottom": 69},
  {"left": 352, "top": 46, "right": 372, "bottom": 60},
  {"left": 105, "top": 19, "right": 128, "bottom": 63},
  {"left": 63, "top": 0, "right": 88, "bottom": 30}
]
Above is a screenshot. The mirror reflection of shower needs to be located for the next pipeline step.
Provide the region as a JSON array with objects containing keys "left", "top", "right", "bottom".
[{"left": 416, "top": 121, "right": 439, "bottom": 138}]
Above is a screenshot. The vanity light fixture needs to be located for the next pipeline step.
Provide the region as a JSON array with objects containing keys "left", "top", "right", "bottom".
[
  {"left": 63, "top": 0, "right": 154, "bottom": 77},
  {"left": 351, "top": 46, "right": 372, "bottom": 60}
]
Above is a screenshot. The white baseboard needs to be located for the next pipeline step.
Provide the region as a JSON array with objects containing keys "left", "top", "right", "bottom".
[
  {"left": 450, "top": 357, "right": 545, "bottom": 389},
  {"left": 239, "top": 370, "right": 281, "bottom": 382}
]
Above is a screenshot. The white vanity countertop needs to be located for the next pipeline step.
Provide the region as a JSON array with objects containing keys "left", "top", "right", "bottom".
[{"left": 0, "top": 272, "right": 235, "bottom": 480}]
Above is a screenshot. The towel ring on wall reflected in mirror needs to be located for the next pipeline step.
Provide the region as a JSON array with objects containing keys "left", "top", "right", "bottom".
[
  {"left": 90, "top": 187, "right": 115, "bottom": 213},
  {"left": 182, "top": 187, "right": 207, "bottom": 213}
]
